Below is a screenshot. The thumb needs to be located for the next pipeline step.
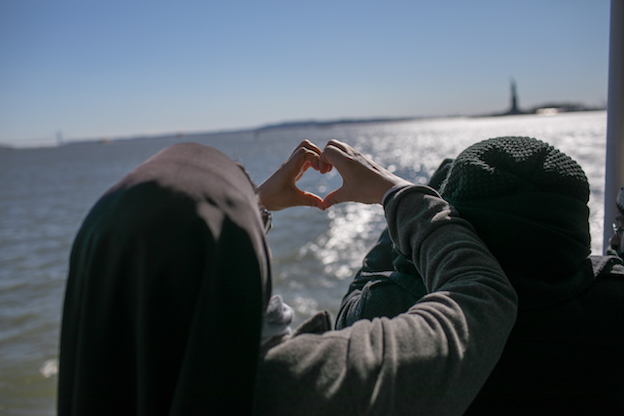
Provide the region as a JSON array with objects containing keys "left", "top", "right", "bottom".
[
  {"left": 323, "top": 186, "right": 347, "bottom": 209},
  {"left": 295, "top": 189, "right": 325, "bottom": 210}
]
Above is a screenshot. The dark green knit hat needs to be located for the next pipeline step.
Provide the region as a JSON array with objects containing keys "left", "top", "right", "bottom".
[
  {"left": 439, "top": 137, "right": 591, "bottom": 293},
  {"left": 439, "top": 136, "right": 589, "bottom": 204}
]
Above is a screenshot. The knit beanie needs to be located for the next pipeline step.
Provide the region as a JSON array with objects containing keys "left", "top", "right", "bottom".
[{"left": 439, "top": 137, "right": 591, "bottom": 304}]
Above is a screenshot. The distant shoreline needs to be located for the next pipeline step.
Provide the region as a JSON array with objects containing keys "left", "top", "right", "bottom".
[{"left": 1, "top": 107, "right": 606, "bottom": 150}]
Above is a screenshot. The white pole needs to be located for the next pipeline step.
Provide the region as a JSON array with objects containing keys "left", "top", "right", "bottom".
[{"left": 603, "top": 0, "right": 624, "bottom": 254}]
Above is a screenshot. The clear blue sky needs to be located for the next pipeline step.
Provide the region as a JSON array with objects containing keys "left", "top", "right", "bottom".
[{"left": 0, "top": 0, "right": 611, "bottom": 146}]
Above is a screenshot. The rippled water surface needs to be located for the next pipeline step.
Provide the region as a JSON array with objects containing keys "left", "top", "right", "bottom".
[{"left": 0, "top": 111, "right": 607, "bottom": 414}]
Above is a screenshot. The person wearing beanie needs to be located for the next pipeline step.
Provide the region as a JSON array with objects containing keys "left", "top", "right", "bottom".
[
  {"left": 336, "top": 136, "right": 624, "bottom": 414},
  {"left": 607, "top": 185, "right": 624, "bottom": 258}
]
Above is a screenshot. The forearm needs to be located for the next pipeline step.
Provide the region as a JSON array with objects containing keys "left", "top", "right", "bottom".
[
  {"left": 384, "top": 185, "right": 513, "bottom": 294},
  {"left": 378, "top": 185, "right": 518, "bottom": 413}
]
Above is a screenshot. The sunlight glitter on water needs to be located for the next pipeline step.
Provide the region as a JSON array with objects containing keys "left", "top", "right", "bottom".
[{"left": 313, "top": 203, "right": 386, "bottom": 279}]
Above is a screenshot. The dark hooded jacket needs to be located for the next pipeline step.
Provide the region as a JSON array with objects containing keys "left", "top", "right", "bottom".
[
  {"left": 58, "top": 142, "right": 518, "bottom": 415},
  {"left": 336, "top": 137, "right": 624, "bottom": 414},
  {"left": 58, "top": 143, "right": 271, "bottom": 414}
]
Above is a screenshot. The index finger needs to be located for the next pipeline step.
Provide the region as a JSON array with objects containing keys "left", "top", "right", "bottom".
[
  {"left": 320, "top": 140, "right": 352, "bottom": 173},
  {"left": 293, "top": 140, "right": 322, "bottom": 156},
  {"left": 320, "top": 142, "right": 350, "bottom": 171},
  {"left": 294, "top": 140, "right": 323, "bottom": 170},
  {"left": 324, "top": 139, "right": 349, "bottom": 153}
]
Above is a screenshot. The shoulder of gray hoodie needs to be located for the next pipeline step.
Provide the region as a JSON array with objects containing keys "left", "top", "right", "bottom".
[{"left": 254, "top": 185, "right": 518, "bottom": 416}]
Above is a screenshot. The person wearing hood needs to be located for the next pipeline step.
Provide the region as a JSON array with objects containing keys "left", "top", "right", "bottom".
[
  {"left": 57, "top": 139, "right": 517, "bottom": 415},
  {"left": 607, "top": 184, "right": 624, "bottom": 258},
  {"left": 336, "top": 137, "right": 624, "bottom": 414}
]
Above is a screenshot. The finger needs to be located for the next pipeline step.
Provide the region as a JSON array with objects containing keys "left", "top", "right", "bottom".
[
  {"left": 290, "top": 147, "right": 321, "bottom": 172},
  {"left": 288, "top": 186, "right": 325, "bottom": 210},
  {"left": 300, "top": 140, "right": 322, "bottom": 171},
  {"left": 302, "top": 150, "right": 320, "bottom": 171},
  {"left": 319, "top": 159, "right": 332, "bottom": 174},
  {"left": 295, "top": 189, "right": 325, "bottom": 210},
  {"left": 323, "top": 186, "right": 347, "bottom": 209},
  {"left": 325, "top": 139, "right": 348, "bottom": 152},
  {"left": 293, "top": 140, "right": 322, "bottom": 162},
  {"left": 318, "top": 153, "right": 331, "bottom": 174},
  {"left": 319, "top": 145, "right": 348, "bottom": 172},
  {"left": 318, "top": 145, "right": 334, "bottom": 173},
  {"left": 300, "top": 139, "right": 323, "bottom": 156}
]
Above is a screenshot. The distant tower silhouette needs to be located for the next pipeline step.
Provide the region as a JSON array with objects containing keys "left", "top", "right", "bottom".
[{"left": 505, "top": 79, "right": 523, "bottom": 115}]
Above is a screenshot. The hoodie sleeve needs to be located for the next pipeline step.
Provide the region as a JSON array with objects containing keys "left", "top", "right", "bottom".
[{"left": 255, "top": 185, "right": 518, "bottom": 416}]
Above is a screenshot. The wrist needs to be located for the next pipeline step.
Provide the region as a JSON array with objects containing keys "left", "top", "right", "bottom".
[
  {"left": 255, "top": 196, "right": 273, "bottom": 233},
  {"left": 256, "top": 181, "right": 273, "bottom": 210},
  {"left": 378, "top": 176, "right": 411, "bottom": 203}
]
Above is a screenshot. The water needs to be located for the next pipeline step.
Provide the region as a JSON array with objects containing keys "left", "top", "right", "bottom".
[{"left": 0, "top": 111, "right": 608, "bottom": 414}]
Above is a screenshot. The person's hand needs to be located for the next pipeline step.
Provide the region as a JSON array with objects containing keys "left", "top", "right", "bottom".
[
  {"left": 320, "top": 139, "right": 412, "bottom": 209},
  {"left": 257, "top": 140, "right": 327, "bottom": 211}
]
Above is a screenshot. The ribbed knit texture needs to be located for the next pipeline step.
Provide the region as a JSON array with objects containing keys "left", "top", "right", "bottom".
[{"left": 440, "top": 137, "right": 589, "bottom": 203}]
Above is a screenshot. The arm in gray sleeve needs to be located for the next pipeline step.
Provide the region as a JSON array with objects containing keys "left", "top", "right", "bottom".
[{"left": 255, "top": 185, "right": 518, "bottom": 416}]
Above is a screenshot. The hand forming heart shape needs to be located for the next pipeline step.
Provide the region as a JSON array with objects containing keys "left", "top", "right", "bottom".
[{"left": 256, "top": 139, "right": 412, "bottom": 212}]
